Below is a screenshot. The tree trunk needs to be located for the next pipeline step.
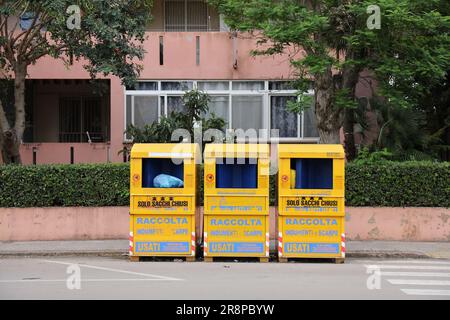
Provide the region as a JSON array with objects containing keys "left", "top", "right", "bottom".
[
  {"left": 3, "top": 62, "right": 28, "bottom": 164},
  {"left": 343, "top": 107, "right": 356, "bottom": 160},
  {"left": 314, "top": 70, "right": 342, "bottom": 144},
  {"left": 341, "top": 65, "right": 361, "bottom": 161}
]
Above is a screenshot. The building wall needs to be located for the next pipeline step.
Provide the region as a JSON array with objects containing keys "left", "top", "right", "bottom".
[
  {"left": 15, "top": 31, "right": 300, "bottom": 164},
  {"left": 9, "top": 29, "right": 375, "bottom": 164}
]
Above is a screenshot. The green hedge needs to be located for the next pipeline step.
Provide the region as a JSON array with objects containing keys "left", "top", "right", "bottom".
[
  {"left": 0, "top": 164, "right": 130, "bottom": 207},
  {"left": 0, "top": 161, "right": 448, "bottom": 208},
  {"left": 345, "top": 162, "right": 450, "bottom": 207}
]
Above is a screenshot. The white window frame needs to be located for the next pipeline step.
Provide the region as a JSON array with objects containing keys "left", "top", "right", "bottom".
[{"left": 124, "top": 80, "right": 319, "bottom": 143}]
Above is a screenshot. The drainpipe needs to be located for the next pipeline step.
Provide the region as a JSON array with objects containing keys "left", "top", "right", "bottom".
[{"left": 231, "top": 31, "right": 238, "bottom": 70}]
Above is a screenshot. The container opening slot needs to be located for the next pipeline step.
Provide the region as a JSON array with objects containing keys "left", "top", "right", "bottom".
[
  {"left": 216, "top": 158, "right": 258, "bottom": 188},
  {"left": 142, "top": 158, "right": 184, "bottom": 188},
  {"left": 290, "top": 158, "right": 333, "bottom": 189}
]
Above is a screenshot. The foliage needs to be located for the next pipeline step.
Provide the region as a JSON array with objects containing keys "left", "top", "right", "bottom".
[
  {"left": 0, "top": 0, "right": 153, "bottom": 86},
  {"left": 0, "top": 163, "right": 130, "bottom": 207},
  {"left": 346, "top": 161, "right": 450, "bottom": 207},
  {"left": 1, "top": 161, "right": 449, "bottom": 208},
  {"left": 209, "top": 0, "right": 450, "bottom": 151},
  {"left": 124, "top": 89, "right": 227, "bottom": 145},
  {"left": 355, "top": 96, "right": 446, "bottom": 161},
  {"left": 0, "top": 0, "right": 153, "bottom": 163},
  {"left": 353, "top": 147, "right": 393, "bottom": 164}
]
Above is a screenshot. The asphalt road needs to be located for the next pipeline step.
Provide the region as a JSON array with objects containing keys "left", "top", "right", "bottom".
[{"left": 1, "top": 256, "right": 449, "bottom": 300}]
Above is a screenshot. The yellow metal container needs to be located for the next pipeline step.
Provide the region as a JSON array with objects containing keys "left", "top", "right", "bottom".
[
  {"left": 129, "top": 143, "right": 199, "bottom": 259},
  {"left": 203, "top": 144, "right": 270, "bottom": 260},
  {"left": 277, "top": 144, "right": 346, "bottom": 261}
]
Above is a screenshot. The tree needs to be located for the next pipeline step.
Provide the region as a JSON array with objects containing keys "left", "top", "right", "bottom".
[
  {"left": 209, "top": 0, "right": 450, "bottom": 159},
  {"left": 0, "top": 0, "right": 152, "bottom": 164}
]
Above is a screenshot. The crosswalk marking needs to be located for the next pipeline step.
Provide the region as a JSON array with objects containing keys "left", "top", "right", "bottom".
[
  {"left": 380, "top": 272, "right": 450, "bottom": 277},
  {"left": 364, "top": 264, "right": 450, "bottom": 271},
  {"left": 400, "top": 289, "right": 450, "bottom": 296},
  {"left": 364, "top": 260, "right": 450, "bottom": 297},
  {"left": 388, "top": 279, "right": 450, "bottom": 286}
]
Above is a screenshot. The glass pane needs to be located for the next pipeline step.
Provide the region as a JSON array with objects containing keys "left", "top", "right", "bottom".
[
  {"left": 167, "top": 96, "right": 184, "bottom": 114},
  {"left": 269, "top": 81, "right": 295, "bottom": 91},
  {"left": 232, "top": 81, "right": 264, "bottom": 91},
  {"left": 126, "top": 81, "right": 158, "bottom": 91},
  {"left": 197, "top": 81, "right": 229, "bottom": 91},
  {"left": 303, "top": 102, "right": 319, "bottom": 138},
  {"left": 270, "top": 96, "right": 298, "bottom": 138},
  {"left": 206, "top": 96, "right": 229, "bottom": 121},
  {"left": 134, "top": 81, "right": 158, "bottom": 91},
  {"left": 134, "top": 96, "right": 158, "bottom": 128},
  {"left": 161, "top": 81, "right": 193, "bottom": 91},
  {"left": 231, "top": 96, "right": 263, "bottom": 131}
]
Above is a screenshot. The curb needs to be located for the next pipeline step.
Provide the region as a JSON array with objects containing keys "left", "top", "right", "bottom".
[{"left": 0, "top": 250, "right": 432, "bottom": 259}]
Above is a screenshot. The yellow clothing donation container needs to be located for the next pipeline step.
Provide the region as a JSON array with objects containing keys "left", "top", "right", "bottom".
[
  {"left": 129, "top": 143, "right": 199, "bottom": 261},
  {"left": 203, "top": 144, "right": 270, "bottom": 262},
  {"left": 277, "top": 144, "right": 346, "bottom": 263}
]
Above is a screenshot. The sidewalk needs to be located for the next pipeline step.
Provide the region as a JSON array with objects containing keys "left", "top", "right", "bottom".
[{"left": 1, "top": 240, "right": 449, "bottom": 259}]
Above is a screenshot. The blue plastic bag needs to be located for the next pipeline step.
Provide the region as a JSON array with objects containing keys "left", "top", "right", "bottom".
[{"left": 153, "top": 174, "right": 184, "bottom": 188}]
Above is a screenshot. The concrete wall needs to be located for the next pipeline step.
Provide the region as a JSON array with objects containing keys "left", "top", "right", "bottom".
[{"left": 1, "top": 206, "right": 448, "bottom": 242}]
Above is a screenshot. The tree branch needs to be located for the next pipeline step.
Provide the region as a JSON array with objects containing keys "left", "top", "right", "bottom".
[{"left": 17, "top": 7, "right": 42, "bottom": 57}]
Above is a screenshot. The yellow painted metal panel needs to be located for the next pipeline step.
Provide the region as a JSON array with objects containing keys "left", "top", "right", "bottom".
[
  {"left": 130, "top": 195, "right": 195, "bottom": 214},
  {"left": 279, "top": 196, "right": 345, "bottom": 216},
  {"left": 203, "top": 144, "right": 270, "bottom": 258},
  {"left": 131, "top": 214, "right": 195, "bottom": 257},
  {"left": 131, "top": 143, "right": 199, "bottom": 159},
  {"left": 130, "top": 143, "right": 198, "bottom": 196},
  {"left": 204, "top": 144, "right": 270, "bottom": 196},
  {"left": 129, "top": 143, "right": 198, "bottom": 258},
  {"left": 278, "top": 158, "right": 345, "bottom": 197},
  {"left": 204, "top": 215, "right": 269, "bottom": 257},
  {"left": 278, "top": 215, "right": 345, "bottom": 258},
  {"left": 278, "top": 144, "right": 345, "bottom": 158},
  {"left": 205, "top": 195, "right": 268, "bottom": 216},
  {"left": 277, "top": 144, "right": 346, "bottom": 260},
  {"left": 204, "top": 143, "right": 270, "bottom": 159}
]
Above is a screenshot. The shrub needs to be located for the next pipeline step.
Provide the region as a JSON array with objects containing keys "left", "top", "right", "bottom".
[
  {"left": 345, "top": 161, "right": 450, "bottom": 207},
  {"left": 0, "top": 164, "right": 130, "bottom": 207},
  {"left": 0, "top": 161, "right": 448, "bottom": 208}
]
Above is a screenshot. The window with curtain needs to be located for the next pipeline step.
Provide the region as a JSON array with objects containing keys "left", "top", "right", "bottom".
[
  {"left": 231, "top": 96, "right": 264, "bottom": 131},
  {"left": 134, "top": 96, "right": 159, "bottom": 128},
  {"left": 125, "top": 80, "right": 320, "bottom": 141},
  {"left": 167, "top": 96, "right": 185, "bottom": 114},
  {"left": 270, "top": 96, "right": 298, "bottom": 138},
  {"left": 165, "top": 0, "right": 208, "bottom": 31}
]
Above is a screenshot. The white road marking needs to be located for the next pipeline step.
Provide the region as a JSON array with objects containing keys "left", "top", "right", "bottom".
[
  {"left": 42, "top": 259, "right": 183, "bottom": 281},
  {"left": 401, "top": 289, "right": 450, "bottom": 296},
  {"left": 380, "top": 272, "right": 450, "bottom": 277},
  {"left": 0, "top": 278, "right": 179, "bottom": 283},
  {"left": 364, "top": 264, "right": 450, "bottom": 271},
  {"left": 388, "top": 279, "right": 450, "bottom": 286},
  {"left": 358, "top": 260, "right": 450, "bottom": 265}
]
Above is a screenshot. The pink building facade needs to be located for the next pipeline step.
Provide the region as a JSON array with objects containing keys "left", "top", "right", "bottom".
[{"left": 5, "top": 0, "right": 374, "bottom": 165}]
